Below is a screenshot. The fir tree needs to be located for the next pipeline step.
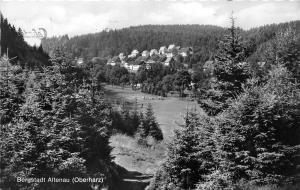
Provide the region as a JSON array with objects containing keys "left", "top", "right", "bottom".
[
  {"left": 0, "top": 57, "right": 24, "bottom": 124},
  {"left": 208, "top": 65, "right": 300, "bottom": 187},
  {"left": 139, "top": 104, "right": 163, "bottom": 141},
  {"left": 198, "top": 16, "right": 250, "bottom": 116}
]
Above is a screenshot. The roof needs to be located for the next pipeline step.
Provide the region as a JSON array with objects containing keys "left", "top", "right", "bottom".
[
  {"left": 159, "top": 46, "right": 167, "bottom": 51},
  {"left": 131, "top": 49, "right": 139, "bottom": 54},
  {"left": 168, "top": 44, "right": 176, "bottom": 50},
  {"left": 146, "top": 60, "right": 156, "bottom": 64}
]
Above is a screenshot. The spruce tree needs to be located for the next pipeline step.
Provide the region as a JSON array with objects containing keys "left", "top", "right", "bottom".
[
  {"left": 208, "top": 65, "right": 300, "bottom": 188},
  {"left": 139, "top": 104, "right": 163, "bottom": 141},
  {"left": 0, "top": 57, "right": 24, "bottom": 124},
  {"left": 198, "top": 16, "right": 250, "bottom": 116}
]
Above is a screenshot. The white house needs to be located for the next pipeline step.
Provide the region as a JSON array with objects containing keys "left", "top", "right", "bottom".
[
  {"left": 76, "top": 58, "right": 84, "bottom": 65},
  {"left": 150, "top": 49, "right": 158, "bottom": 56},
  {"left": 168, "top": 44, "right": 176, "bottom": 50},
  {"left": 119, "top": 53, "right": 126, "bottom": 61},
  {"left": 107, "top": 56, "right": 120, "bottom": 66},
  {"left": 142, "top": 50, "right": 150, "bottom": 57},
  {"left": 179, "top": 47, "right": 193, "bottom": 57},
  {"left": 159, "top": 46, "right": 167, "bottom": 55},
  {"left": 146, "top": 60, "right": 156, "bottom": 64},
  {"left": 130, "top": 64, "right": 141, "bottom": 72},
  {"left": 128, "top": 49, "right": 139, "bottom": 58}
]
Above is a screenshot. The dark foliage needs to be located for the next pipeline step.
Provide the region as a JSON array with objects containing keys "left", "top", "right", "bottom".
[{"left": 1, "top": 14, "right": 50, "bottom": 68}]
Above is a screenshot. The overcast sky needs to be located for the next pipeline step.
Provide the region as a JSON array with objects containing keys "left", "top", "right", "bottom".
[{"left": 1, "top": 0, "right": 300, "bottom": 46}]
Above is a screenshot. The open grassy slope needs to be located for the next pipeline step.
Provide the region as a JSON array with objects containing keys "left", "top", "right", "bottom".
[{"left": 104, "top": 85, "right": 202, "bottom": 174}]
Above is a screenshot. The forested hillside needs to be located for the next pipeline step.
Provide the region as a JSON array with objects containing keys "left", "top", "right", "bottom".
[
  {"left": 0, "top": 14, "right": 50, "bottom": 68},
  {"left": 41, "top": 25, "right": 227, "bottom": 62},
  {"left": 41, "top": 21, "right": 300, "bottom": 64}
]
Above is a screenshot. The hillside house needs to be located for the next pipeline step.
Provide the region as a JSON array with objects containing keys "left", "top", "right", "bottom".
[
  {"left": 76, "top": 58, "right": 84, "bottom": 65},
  {"left": 146, "top": 60, "right": 156, "bottom": 64},
  {"left": 107, "top": 56, "right": 120, "bottom": 66},
  {"left": 166, "top": 44, "right": 179, "bottom": 58},
  {"left": 142, "top": 50, "right": 150, "bottom": 57},
  {"left": 150, "top": 49, "right": 158, "bottom": 56},
  {"left": 179, "top": 47, "right": 193, "bottom": 57},
  {"left": 128, "top": 49, "right": 139, "bottom": 58},
  {"left": 119, "top": 53, "right": 126, "bottom": 61},
  {"left": 128, "top": 64, "right": 141, "bottom": 72},
  {"left": 166, "top": 48, "right": 178, "bottom": 58},
  {"left": 159, "top": 46, "right": 167, "bottom": 55},
  {"left": 168, "top": 44, "right": 176, "bottom": 50}
]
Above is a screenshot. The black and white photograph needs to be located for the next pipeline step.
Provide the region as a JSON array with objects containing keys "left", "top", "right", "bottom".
[{"left": 0, "top": 0, "right": 300, "bottom": 189}]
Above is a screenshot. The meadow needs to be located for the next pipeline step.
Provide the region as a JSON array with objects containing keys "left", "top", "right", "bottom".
[{"left": 104, "top": 85, "right": 202, "bottom": 174}]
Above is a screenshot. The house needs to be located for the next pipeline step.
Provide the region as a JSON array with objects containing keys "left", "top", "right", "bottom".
[
  {"left": 159, "top": 46, "right": 167, "bottom": 55},
  {"left": 128, "top": 64, "right": 141, "bottom": 72},
  {"left": 76, "top": 58, "right": 84, "bottom": 65},
  {"left": 128, "top": 49, "right": 139, "bottom": 58},
  {"left": 119, "top": 53, "right": 126, "bottom": 61},
  {"left": 166, "top": 44, "right": 179, "bottom": 58},
  {"left": 142, "top": 50, "right": 150, "bottom": 57},
  {"left": 146, "top": 60, "right": 156, "bottom": 64},
  {"left": 121, "top": 61, "right": 129, "bottom": 68},
  {"left": 168, "top": 44, "right": 176, "bottom": 50},
  {"left": 150, "top": 49, "right": 158, "bottom": 56},
  {"left": 166, "top": 48, "right": 178, "bottom": 58},
  {"left": 107, "top": 56, "right": 120, "bottom": 66},
  {"left": 257, "top": 62, "right": 266, "bottom": 67},
  {"left": 164, "top": 57, "right": 174, "bottom": 66},
  {"left": 179, "top": 47, "right": 193, "bottom": 57}
]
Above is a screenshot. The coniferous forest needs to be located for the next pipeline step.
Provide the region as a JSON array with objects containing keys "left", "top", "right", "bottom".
[{"left": 1, "top": 9, "right": 300, "bottom": 190}]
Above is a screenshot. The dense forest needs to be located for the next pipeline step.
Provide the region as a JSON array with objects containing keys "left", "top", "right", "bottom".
[{"left": 1, "top": 14, "right": 50, "bottom": 68}]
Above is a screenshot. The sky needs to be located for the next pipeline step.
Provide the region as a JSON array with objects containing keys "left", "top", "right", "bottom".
[{"left": 1, "top": 0, "right": 300, "bottom": 46}]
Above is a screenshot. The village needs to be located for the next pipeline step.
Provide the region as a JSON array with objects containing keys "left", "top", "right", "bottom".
[{"left": 106, "top": 44, "right": 194, "bottom": 72}]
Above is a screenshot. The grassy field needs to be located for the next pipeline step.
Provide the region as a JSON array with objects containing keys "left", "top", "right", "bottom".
[{"left": 105, "top": 85, "right": 203, "bottom": 174}]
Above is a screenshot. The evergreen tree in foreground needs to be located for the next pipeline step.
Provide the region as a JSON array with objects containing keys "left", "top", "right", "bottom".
[
  {"left": 147, "top": 111, "right": 215, "bottom": 190},
  {"left": 0, "top": 56, "right": 24, "bottom": 124},
  {"left": 197, "top": 65, "right": 300, "bottom": 189},
  {"left": 0, "top": 51, "right": 118, "bottom": 190},
  {"left": 198, "top": 16, "right": 250, "bottom": 116}
]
